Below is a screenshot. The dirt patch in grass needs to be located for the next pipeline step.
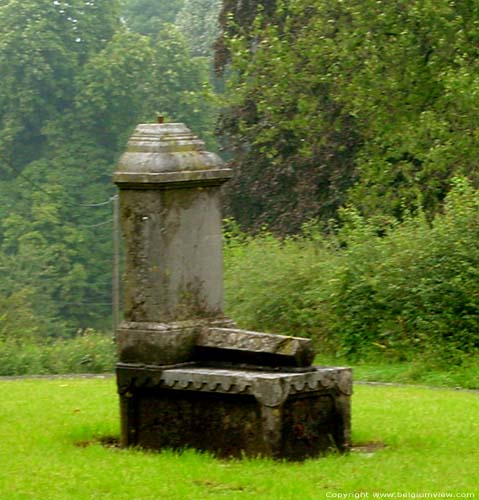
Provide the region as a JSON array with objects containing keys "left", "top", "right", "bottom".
[
  {"left": 192, "top": 479, "right": 250, "bottom": 493},
  {"left": 351, "top": 441, "right": 387, "bottom": 455},
  {"left": 74, "top": 436, "right": 388, "bottom": 457},
  {"left": 74, "top": 435, "right": 120, "bottom": 449}
]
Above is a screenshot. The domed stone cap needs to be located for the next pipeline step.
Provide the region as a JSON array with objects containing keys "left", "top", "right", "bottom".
[{"left": 113, "top": 123, "right": 232, "bottom": 188}]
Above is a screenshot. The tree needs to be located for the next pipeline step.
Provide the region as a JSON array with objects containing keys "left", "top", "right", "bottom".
[
  {"left": 0, "top": 0, "right": 124, "bottom": 336},
  {"left": 0, "top": 0, "right": 121, "bottom": 178},
  {"left": 216, "top": 0, "right": 479, "bottom": 232},
  {"left": 121, "top": 0, "right": 185, "bottom": 37},
  {"left": 175, "top": 0, "right": 222, "bottom": 57},
  {"left": 216, "top": 0, "right": 360, "bottom": 232},
  {"left": 149, "top": 25, "right": 219, "bottom": 147},
  {"left": 0, "top": 1, "right": 220, "bottom": 337},
  {"left": 121, "top": 0, "right": 220, "bottom": 145},
  {"left": 322, "top": 0, "right": 479, "bottom": 220},
  {"left": 214, "top": 0, "right": 276, "bottom": 73}
]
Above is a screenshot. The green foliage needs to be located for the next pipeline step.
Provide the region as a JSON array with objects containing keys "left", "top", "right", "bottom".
[
  {"left": 214, "top": 0, "right": 277, "bottom": 73},
  {"left": 0, "top": 0, "right": 220, "bottom": 338},
  {"left": 121, "top": 0, "right": 185, "bottom": 36},
  {"left": 0, "top": 289, "right": 39, "bottom": 342},
  {"left": 73, "top": 30, "right": 155, "bottom": 143},
  {"left": 218, "top": 0, "right": 360, "bottom": 232},
  {"left": 150, "top": 25, "right": 219, "bottom": 148},
  {"left": 218, "top": 0, "right": 479, "bottom": 231},
  {"left": 314, "top": 0, "right": 479, "bottom": 219},
  {"left": 224, "top": 222, "right": 334, "bottom": 342},
  {"left": 224, "top": 178, "right": 479, "bottom": 364},
  {"left": 0, "top": 330, "right": 115, "bottom": 376},
  {"left": 0, "top": 0, "right": 121, "bottom": 173},
  {"left": 175, "top": 0, "right": 222, "bottom": 57}
]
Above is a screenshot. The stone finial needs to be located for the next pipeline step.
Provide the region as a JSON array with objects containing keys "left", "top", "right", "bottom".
[{"left": 113, "top": 123, "right": 232, "bottom": 188}]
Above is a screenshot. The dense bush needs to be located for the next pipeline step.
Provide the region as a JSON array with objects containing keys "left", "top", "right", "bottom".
[
  {"left": 224, "top": 178, "right": 479, "bottom": 364},
  {"left": 0, "top": 330, "right": 115, "bottom": 376}
]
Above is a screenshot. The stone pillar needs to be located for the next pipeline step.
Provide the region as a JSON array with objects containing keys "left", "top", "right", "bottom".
[{"left": 113, "top": 123, "right": 233, "bottom": 365}]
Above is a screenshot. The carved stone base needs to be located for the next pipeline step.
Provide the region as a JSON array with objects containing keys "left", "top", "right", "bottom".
[{"left": 117, "top": 364, "right": 352, "bottom": 460}]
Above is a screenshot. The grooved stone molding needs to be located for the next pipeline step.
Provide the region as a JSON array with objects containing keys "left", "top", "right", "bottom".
[{"left": 117, "top": 364, "right": 352, "bottom": 408}]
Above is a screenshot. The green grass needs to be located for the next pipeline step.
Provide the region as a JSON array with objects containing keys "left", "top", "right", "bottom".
[{"left": 0, "top": 377, "right": 477, "bottom": 499}]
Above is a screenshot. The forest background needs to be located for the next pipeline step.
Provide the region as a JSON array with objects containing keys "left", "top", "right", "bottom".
[{"left": 1, "top": 0, "right": 478, "bottom": 378}]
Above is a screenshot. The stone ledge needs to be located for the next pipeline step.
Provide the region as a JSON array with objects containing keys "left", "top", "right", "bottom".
[
  {"left": 113, "top": 168, "right": 233, "bottom": 189},
  {"left": 116, "top": 318, "right": 236, "bottom": 365},
  {"left": 117, "top": 364, "right": 352, "bottom": 407}
]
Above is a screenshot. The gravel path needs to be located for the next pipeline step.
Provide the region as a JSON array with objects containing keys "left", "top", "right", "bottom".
[
  {"left": 0, "top": 373, "right": 114, "bottom": 381},
  {"left": 0, "top": 373, "right": 477, "bottom": 393}
]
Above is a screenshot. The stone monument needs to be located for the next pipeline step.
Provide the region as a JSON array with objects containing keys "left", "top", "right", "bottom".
[{"left": 113, "top": 121, "right": 352, "bottom": 460}]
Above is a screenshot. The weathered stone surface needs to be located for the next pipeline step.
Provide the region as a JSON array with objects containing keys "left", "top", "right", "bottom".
[
  {"left": 117, "top": 364, "right": 352, "bottom": 459},
  {"left": 122, "top": 391, "right": 263, "bottom": 458},
  {"left": 113, "top": 123, "right": 232, "bottom": 188},
  {"left": 195, "top": 327, "right": 316, "bottom": 367},
  {"left": 117, "top": 365, "right": 352, "bottom": 404},
  {"left": 114, "top": 123, "right": 232, "bottom": 325},
  {"left": 116, "top": 319, "right": 236, "bottom": 366}
]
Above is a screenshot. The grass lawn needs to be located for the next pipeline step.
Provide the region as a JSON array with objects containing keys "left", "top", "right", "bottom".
[{"left": 0, "top": 377, "right": 477, "bottom": 499}]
